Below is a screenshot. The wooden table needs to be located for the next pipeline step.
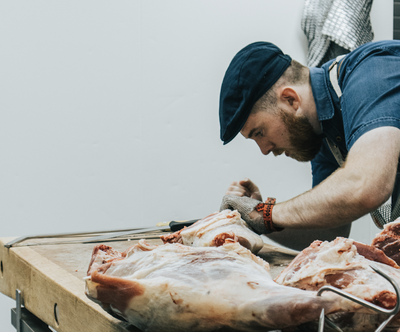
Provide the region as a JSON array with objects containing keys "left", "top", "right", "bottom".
[{"left": 0, "top": 234, "right": 298, "bottom": 332}]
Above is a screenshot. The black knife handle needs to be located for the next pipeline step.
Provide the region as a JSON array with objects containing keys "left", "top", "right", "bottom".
[{"left": 169, "top": 219, "right": 199, "bottom": 232}]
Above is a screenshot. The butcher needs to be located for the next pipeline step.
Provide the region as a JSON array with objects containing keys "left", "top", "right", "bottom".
[{"left": 219, "top": 40, "right": 400, "bottom": 250}]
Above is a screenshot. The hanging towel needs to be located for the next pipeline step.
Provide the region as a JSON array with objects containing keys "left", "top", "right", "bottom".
[{"left": 302, "top": 0, "right": 374, "bottom": 67}]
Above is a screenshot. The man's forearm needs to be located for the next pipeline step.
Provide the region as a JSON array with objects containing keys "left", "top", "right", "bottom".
[
  {"left": 272, "top": 167, "right": 374, "bottom": 229},
  {"left": 271, "top": 127, "right": 400, "bottom": 229}
]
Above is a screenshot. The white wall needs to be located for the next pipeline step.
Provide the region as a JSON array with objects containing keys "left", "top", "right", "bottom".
[{"left": 0, "top": 1, "right": 393, "bottom": 330}]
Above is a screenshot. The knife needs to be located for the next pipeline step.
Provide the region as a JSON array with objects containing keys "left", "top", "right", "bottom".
[
  {"left": 156, "top": 219, "right": 200, "bottom": 231},
  {"left": 4, "top": 219, "right": 200, "bottom": 248}
]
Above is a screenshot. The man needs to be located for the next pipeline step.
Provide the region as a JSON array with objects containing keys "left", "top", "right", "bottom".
[{"left": 219, "top": 41, "right": 400, "bottom": 250}]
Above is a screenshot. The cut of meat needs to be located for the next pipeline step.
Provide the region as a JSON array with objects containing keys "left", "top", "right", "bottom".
[
  {"left": 372, "top": 219, "right": 400, "bottom": 266},
  {"left": 275, "top": 238, "right": 399, "bottom": 302},
  {"left": 85, "top": 240, "right": 361, "bottom": 332},
  {"left": 160, "top": 209, "right": 264, "bottom": 253},
  {"left": 275, "top": 237, "right": 400, "bottom": 331}
]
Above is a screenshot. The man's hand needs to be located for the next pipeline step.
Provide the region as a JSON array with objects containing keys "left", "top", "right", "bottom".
[
  {"left": 220, "top": 195, "right": 269, "bottom": 234},
  {"left": 225, "top": 178, "right": 263, "bottom": 201}
]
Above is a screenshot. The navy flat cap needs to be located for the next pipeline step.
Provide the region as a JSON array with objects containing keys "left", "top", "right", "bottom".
[{"left": 219, "top": 42, "right": 292, "bottom": 144}]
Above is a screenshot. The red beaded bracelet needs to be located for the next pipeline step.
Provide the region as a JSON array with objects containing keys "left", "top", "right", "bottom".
[{"left": 255, "top": 197, "right": 284, "bottom": 232}]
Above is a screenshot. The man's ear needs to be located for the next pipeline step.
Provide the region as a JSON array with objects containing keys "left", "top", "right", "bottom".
[{"left": 278, "top": 87, "right": 300, "bottom": 111}]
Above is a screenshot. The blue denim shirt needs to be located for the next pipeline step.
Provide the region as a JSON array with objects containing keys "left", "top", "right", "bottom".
[{"left": 310, "top": 40, "right": 400, "bottom": 187}]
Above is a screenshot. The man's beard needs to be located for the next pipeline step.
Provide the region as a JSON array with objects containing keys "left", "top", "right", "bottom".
[{"left": 273, "top": 109, "right": 323, "bottom": 162}]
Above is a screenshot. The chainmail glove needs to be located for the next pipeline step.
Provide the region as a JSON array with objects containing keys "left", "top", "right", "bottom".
[{"left": 220, "top": 194, "right": 270, "bottom": 234}]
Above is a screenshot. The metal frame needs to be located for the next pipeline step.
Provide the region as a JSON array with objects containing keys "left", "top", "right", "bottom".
[{"left": 12, "top": 290, "right": 53, "bottom": 332}]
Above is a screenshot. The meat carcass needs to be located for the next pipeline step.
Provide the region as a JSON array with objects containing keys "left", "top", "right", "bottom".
[
  {"left": 275, "top": 237, "right": 400, "bottom": 331},
  {"left": 160, "top": 209, "right": 264, "bottom": 253},
  {"left": 372, "top": 219, "right": 400, "bottom": 266},
  {"left": 85, "top": 240, "right": 361, "bottom": 332}
]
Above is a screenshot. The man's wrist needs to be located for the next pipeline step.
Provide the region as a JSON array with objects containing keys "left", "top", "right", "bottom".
[{"left": 255, "top": 198, "right": 284, "bottom": 232}]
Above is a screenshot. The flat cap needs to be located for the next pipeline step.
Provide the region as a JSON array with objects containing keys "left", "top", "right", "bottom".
[{"left": 219, "top": 42, "right": 292, "bottom": 144}]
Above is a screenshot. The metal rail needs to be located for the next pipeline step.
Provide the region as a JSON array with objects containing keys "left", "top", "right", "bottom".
[{"left": 4, "top": 227, "right": 146, "bottom": 248}]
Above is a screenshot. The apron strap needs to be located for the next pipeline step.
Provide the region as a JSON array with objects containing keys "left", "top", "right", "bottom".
[
  {"left": 328, "top": 54, "right": 346, "bottom": 98},
  {"left": 326, "top": 55, "right": 346, "bottom": 166}
]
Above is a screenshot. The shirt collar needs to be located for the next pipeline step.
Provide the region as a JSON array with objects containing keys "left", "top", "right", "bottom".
[{"left": 309, "top": 66, "right": 336, "bottom": 122}]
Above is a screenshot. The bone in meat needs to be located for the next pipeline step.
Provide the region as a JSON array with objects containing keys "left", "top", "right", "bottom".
[
  {"left": 160, "top": 209, "right": 264, "bottom": 253},
  {"left": 85, "top": 240, "right": 359, "bottom": 332}
]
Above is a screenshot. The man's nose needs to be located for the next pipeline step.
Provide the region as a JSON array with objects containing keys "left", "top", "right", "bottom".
[{"left": 257, "top": 142, "right": 272, "bottom": 155}]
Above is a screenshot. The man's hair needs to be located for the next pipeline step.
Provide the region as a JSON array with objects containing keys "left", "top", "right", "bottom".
[{"left": 252, "top": 60, "right": 309, "bottom": 114}]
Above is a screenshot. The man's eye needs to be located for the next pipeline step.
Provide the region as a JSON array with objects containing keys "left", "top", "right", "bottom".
[{"left": 255, "top": 131, "right": 262, "bottom": 137}]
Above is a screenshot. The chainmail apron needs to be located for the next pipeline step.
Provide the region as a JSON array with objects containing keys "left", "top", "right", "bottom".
[
  {"left": 301, "top": 0, "right": 374, "bottom": 67},
  {"left": 328, "top": 56, "right": 400, "bottom": 228}
]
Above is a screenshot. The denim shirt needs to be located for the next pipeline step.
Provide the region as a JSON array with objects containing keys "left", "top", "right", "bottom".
[{"left": 310, "top": 40, "right": 400, "bottom": 187}]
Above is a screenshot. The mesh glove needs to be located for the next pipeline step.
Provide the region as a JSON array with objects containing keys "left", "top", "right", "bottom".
[{"left": 220, "top": 195, "right": 270, "bottom": 234}]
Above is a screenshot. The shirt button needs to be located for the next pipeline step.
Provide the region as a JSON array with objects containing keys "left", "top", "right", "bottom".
[{"left": 336, "top": 136, "right": 342, "bottom": 142}]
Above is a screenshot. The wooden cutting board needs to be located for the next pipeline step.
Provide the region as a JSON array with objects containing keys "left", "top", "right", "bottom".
[{"left": 0, "top": 235, "right": 298, "bottom": 332}]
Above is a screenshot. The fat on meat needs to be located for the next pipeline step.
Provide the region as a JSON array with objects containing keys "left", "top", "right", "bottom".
[
  {"left": 160, "top": 209, "right": 264, "bottom": 253},
  {"left": 85, "top": 240, "right": 360, "bottom": 332},
  {"left": 275, "top": 237, "right": 400, "bottom": 331},
  {"left": 372, "top": 218, "right": 400, "bottom": 266}
]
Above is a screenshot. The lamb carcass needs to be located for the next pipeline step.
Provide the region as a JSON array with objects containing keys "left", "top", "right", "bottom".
[
  {"left": 85, "top": 240, "right": 361, "bottom": 332},
  {"left": 160, "top": 209, "right": 264, "bottom": 253}
]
